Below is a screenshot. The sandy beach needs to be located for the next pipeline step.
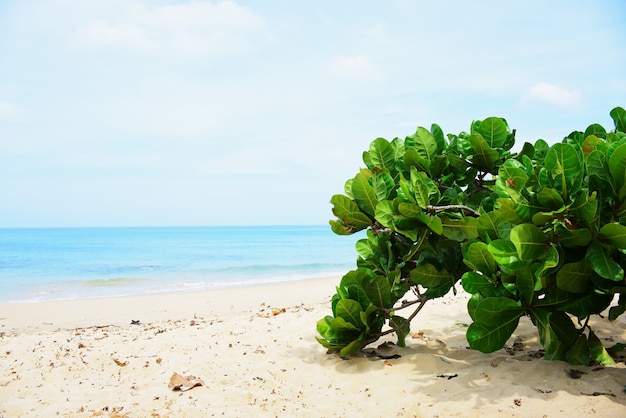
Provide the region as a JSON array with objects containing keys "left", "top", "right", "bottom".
[{"left": 1, "top": 276, "right": 625, "bottom": 417}]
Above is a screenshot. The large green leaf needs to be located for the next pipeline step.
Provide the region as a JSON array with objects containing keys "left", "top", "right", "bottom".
[
  {"left": 509, "top": 224, "right": 548, "bottom": 261},
  {"left": 477, "top": 208, "right": 520, "bottom": 240},
  {"left": 369, "top": 137, "right": 395, "bottom": 172},
  {"left": 441, "top": 216, "right": 478, "bottom": 241},
  {"left": 461, "top": 271, "right": 492, "bottom": 294},
  {"left": 340, "top": 268, "right": 375, "bottom": 289},
  {"left": 488, "top": 239, "right": 528, "bottom": 273},
  {"left": 465, "top": 242, "right": 496, "bottom": 276},
  {"left": 374, "top": 200, "right": 396, "bottom": 229},
  {"left": 371, "top": 172, "right": 395, "bottom": 201},
  {"left": 431, "top": 123, "right": 446, "bottom": 153},
  {"left": 589, "top": 330, "right": 616, "bottom": 365},
  {"left": 466, "top": 297, "right": 523, "bottom": 353},
  {"left": 410, "top": 168, "right": 439, "bottom": 208},
  {"left": 410, "top": 264, "right": 453, "bottom": 288},
  {"left": 334, "top": 299, "right": 364, "bottom": 328},
  {"left": 565, "top": 335, "right": 590, "bottom": 365},
  {"left": 411, "top": 127, "right": 438, "bottom": 166},
  {"left": 351, "top": 171, "right": 378, "bottom": 217},
  {"left": 365, "top": 276, "right": 392, "bottom": 308},
  {"left": 544, "top": 143, "right": 582, "bottom": 199},
  {"left": 556, "top": 226, "right": 592, "bottom": 248},
  {"left": 530, "top": 309, "right": 567, "bottom": 361},
  {"left": 470, "top": 134, "right": 499, "bottom": 172},
  {"left": 330, "top": 194, "right": 360, "bottom": 219},
  {"left": 609, "top": 143, "right": 626, "bottom": 191},
  {"left": 342, "top": 284, "right": 372, "bottom": 311},
  {"left": 478, "top": 117, "right": 508, "bottom": 148},
  {"left": 556, "top": 259, "right": 592, "bottom": 293},
  {"left": 415, "top": 212, "right": 443, "bottom": 235},
  {"left": 586, "top": 243, "right": 624, "bottom": 281},
  {"left": 536, "top": 188, "right": 564, "bottom": 210},
  {"left": 610, "top": 106, "right": 626, "bottom": 132},
  {"left": 495, "top": 159, "right": 529, "bottom": 202},
  {"left": 599, "top": 222, "right": 626, "bottom": 250}
]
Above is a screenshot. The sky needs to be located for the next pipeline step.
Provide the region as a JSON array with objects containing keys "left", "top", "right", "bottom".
[{"left": 1, "top": 0, "right": 625, "bottom": 227}]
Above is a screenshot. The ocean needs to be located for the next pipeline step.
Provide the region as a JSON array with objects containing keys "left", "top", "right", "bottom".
[{"left": 0, "top": 226, "right": 362, "bottom": 303}]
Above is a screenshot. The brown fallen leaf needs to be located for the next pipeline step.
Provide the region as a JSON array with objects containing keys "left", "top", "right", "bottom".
[
  {"left": 168, "top": 372, "right": 205, "bottom": 391},
  {"left": 272, "top": 308, "right": 287, "bottom": 316},
  {"left": 112, "top": 358, "right": 128, "bottom": 367}
]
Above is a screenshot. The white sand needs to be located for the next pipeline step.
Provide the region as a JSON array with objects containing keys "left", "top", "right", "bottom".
[{"left": 1, "top": 276, "right": 625, "bottom": 417}]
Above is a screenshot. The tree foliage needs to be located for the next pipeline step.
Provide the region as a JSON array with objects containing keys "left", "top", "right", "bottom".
[{"left": 317, "top": 107, "right": 626, "bottom": 365}]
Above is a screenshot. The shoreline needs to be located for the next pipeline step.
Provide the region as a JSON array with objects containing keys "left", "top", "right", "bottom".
[
  {"left": 2, "top": 276, "right": 626, "bottom": 417},
  {"left": 0, "top": 275, "right": 341, "bottom": 332}
]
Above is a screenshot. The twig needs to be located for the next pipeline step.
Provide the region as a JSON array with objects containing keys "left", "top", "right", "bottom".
[
  {"left": 425, "top": 204, "right": 480, "bottom": 217},
  {"left": 370, "top": 297, "right": 430, "bottom": 338}
]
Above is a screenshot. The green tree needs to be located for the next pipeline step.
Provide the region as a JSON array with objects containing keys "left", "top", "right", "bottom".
[{"left": 317, "top": 107, "right": 626, "bottom": 365}]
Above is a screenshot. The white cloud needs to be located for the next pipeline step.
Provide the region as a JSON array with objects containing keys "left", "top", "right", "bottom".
[
  {"left": 326, "top": 54, "right": 384, "bottom": 81},
  {"left": 523, "top": 82, "right": 582, "bottom": 107},
  {"left": 72, "top": 21, "right": 155, "bottom": 51},
  {"left": 69, "top": 0, "right": 266, "bottom": 55}
]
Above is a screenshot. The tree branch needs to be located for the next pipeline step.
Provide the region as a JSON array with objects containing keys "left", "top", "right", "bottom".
[{"left": 425, "top": 204, "right": 480, "bottom": 217}]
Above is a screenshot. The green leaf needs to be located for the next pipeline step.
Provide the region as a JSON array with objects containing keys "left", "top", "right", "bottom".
[
  {"left": 329, "top": 316, "right": 359, "bottom": 332},
  {"left": 411, "top": 126, "right": 438, "bottom": 167},
  {"left": 470, "top": 134, "right": 499, "bottom": 172},
  {"left": 340, "top": 338, "right": 365, "bottom": 356},
  {"left": 390, "top": 316, "right": 410, "bottom": 347},
  {"left": 411, "top": 168, "right": 439, "bottom": 208},
  {"left": 369, "top": 138, "right": 395, "bottom": 172},
  {"left": 340, "top": 268, "right": 375, "bottom": 290},
  {"left": 495, "top": 159, "right": 529, "bottom": 202},
  {"left": 415, "top": 213, "right": 443, "bottom": 235},
  {"left": 488, "top": 239, "right": 529, "bottom": 273},
  {"left": 557, "top": 228, "right": 592, "bottom": 248},
  {"left": 530, "top": 310, "right": 564, "bottom": 360},
  {"left": 330, "top": 194, "right": 360, "bottom": 219},
  {"left": 517, "top": 270, "right": 535, "bottom": 305},
  {"left": 599, "top": 222, "right": 626, "bottom": 250},
  {"left": 351, "top": 171, "right": 378, "bottom": 218},
  {"left": 371, "top": 172, "right": 395, "bottom": 201},
  {"left": 465, "top": 242, "right": 496, "bottom": 276},
  {"left": 586, "top": 243, "right": 624, "bottom": 281},
  {"left": 556, "top": 259, "right": 592, "bottom": 293},
  {"left": 441, "top": 216, "right": 479, "bottom": 241},
  {"left": 431, "top": 123, "right": 446, "bottom": 153},
  {"left": 466, "top": 298, "right": 523, "bottom": 353},
  {"left": 410, "top": 264, "right": 453, "bottom": 288},
  {"left": 478, "top": 117, "right": 508, "bottom": 148},
  {"left": 589, "top": 330, "right": 616, "bottom": 365},
  {"left": 609, "top": 143, "right": 626, "bottom": 191},
  {"left": 610, "top": 106, "right": 626, "bottom": 132},
  {"left": 374, "top": 199, "right": 396, "bottom": 229},
  {"left": 334, "top": 299, "right": 364, "bottom": 328},
  {"left": 365, "top": 276, "right": 392, "bottom": 308},
  {"left": 477, "top": 208, "right": 520, "bottom": 241},
  {"left": 329, "top": 220, "right": 357, "bottom": 235},
  {"left": 509, "top": 224, "right": 548, "bottom": 261},
  {"left": 461, "top": 271, "right": 493, "bottom": 294},
  {"left": 544, "top": 143, "right": 582, "bottom": 199},
  {"left": 536, "top": 188, "right": 564, "bottom": 210},
  {"left": 343, "top": 284, "right": 372, "bottom": 311},
  {"left": 565, "top": 334, "right": 590, "bottom": 365}
]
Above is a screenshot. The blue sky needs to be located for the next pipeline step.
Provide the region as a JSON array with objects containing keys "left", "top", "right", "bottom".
[{"left": 1, "top": 0, "right": 625, "bottom": 227}]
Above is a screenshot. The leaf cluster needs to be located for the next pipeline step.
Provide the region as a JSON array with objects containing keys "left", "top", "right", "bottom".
[{"left": 318, "top": 107, "right": 626, "bottom": 365}]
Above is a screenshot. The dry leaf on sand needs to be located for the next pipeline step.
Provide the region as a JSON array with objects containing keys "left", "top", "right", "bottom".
[{"left": 168, "top": 372, "right": 205, "bottom": 391}]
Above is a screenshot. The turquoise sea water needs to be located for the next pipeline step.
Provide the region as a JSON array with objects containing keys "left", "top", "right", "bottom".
[{"left": 0, "top": 226, "right": 362, "bottom": 303}]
